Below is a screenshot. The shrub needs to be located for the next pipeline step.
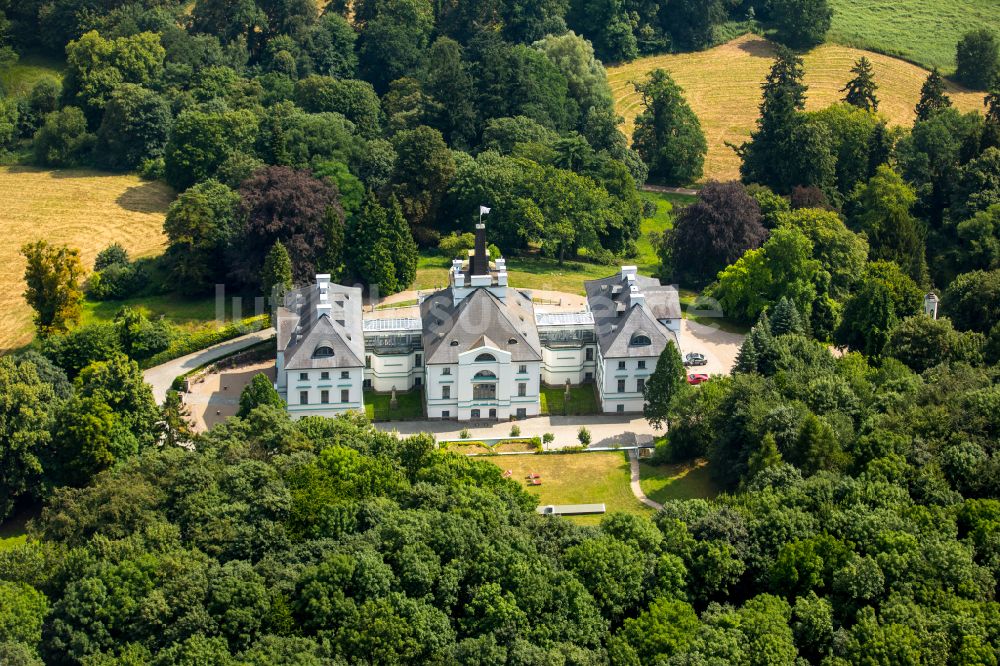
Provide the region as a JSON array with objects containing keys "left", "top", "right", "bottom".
[
  {"left": 85, "top": 262, "right": 148, "bottom": 301},
  {"left": 510, "top": 424, "right": 521, "bottom": 437},
  {"left": 578, "top": 426, "right": 591, "bottom": 446},
  {"left": 459, "top": 428, "right": 471, "bottom": 439},
  {"left": 94, "top": 243, "right": 129, "bottom": 271},
  {"left": 140, "top": 315, "right": 270, "bottom": 369},
  {"left": 543, "top": 432, "right": 555, "bottom": 444}
]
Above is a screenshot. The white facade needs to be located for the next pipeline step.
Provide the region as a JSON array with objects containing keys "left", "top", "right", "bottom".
[
  {"left": 286, "top": 367, "right": 365, "bottom": 418},
  {"left": 426, "top": 346, "right": 542, "bottom": 421},
  {"left": 280, "top": 253, "right": 682, "bottom": 422}
]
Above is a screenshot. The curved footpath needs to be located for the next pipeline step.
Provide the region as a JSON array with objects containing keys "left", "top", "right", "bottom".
[
  {"left": 629, "top": 448, "right": 664, "bottom": 510},
  {"left": 143, "top": 328, "right": 276, "bottom": 404}
]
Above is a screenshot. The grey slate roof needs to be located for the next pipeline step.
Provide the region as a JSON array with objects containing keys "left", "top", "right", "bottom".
[
  {"left": 585, "top": 273, "right": 681, "bottom": 358},
  {"left": 420, "top": 288, "right": 542, "bottom": 364},
  {"left": 277, "top": 282, "right": 365, "bottom": 370}
]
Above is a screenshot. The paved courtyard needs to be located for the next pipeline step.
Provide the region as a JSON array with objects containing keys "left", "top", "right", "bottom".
[{"left": 183, "top": 360, "right": 276, "bottom": 432}]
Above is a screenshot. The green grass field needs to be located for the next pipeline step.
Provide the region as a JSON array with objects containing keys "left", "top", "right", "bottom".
[
  {"left": 639, "top": 459, "right": 722, "bottom": 503},
  {"left": 485, "top": 451, "right": 652, "bottom": 524},
  {"left": 81, "top": 293, "right": 233, "bottom": 333},
  {"left": 365, "top": 388, "right": 425, "bottom": 421},
  {"left": 539, "top": 385, "right": 599, "bottom": 416},
  {"left": 827, "top": 0, "right": 1000, "bottom": 72},
  {"left": 0, "top": 54, "right": 63, "bottom": 97}
]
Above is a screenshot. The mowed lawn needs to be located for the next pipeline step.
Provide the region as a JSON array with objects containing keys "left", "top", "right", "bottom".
[
  {"left": 0, "top": 167, "right": 174, "bottom": 352},
  {"left": 609, "top": 35, "right": 985, "bottom": 182},
  {"left": 539, "top": 384, "right": 599, "bottom": 415},
  {"left": 828, "top": 0, "right": 1000, "bottom": 72},
  {"left": 639, "top": 458, "right": 723, "bottom": 504},
  {"left": 485, "top": 452, "right": 653, "bottom": 524}
]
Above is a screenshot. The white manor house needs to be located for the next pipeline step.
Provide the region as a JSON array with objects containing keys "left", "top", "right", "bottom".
[{"left": 275, "top": 223, "right": 682, "bottom": 421}]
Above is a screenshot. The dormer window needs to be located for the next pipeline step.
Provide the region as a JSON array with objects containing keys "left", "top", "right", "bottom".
[
  {"left": 508, "top": 337, "right": 518, "bottom": 344},
  {"left": 630, "top": 333, "right": 652, "bottom": 347},
  {"left": 314, "top": 345, "right": 335, "bottom": 358}
]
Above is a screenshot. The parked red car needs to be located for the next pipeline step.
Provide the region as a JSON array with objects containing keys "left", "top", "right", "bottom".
[{"left": 687, "top": 373, "right": 710, "bottom": 385}]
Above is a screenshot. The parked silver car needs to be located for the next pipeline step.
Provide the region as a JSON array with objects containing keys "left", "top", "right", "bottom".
[{"left": 684, "top": 352, "right": 707, "bottom": 367}]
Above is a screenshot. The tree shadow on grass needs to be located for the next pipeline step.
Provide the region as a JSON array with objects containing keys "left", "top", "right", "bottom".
[
  {"left": 737, "top": 35, "right": 777, "bottom": 59},
  {"left": 116, "top": 180, "right": 174, "bottom": 214}
]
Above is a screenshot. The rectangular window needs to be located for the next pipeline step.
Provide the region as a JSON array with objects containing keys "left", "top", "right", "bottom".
[
  {"left": 617, "top": 361, "right": 626, "bottom": 370},
  {"left": 320, "top": 371, "right": 330, "bottom": 380},
  {"left": 299, "top": 372, "right": 309, "bottom": 381},
  {"left": 617, "top": 404, "right": 625, "bottom": 413},
  {"left": 617, "top": 379, "right": 626, "bottom": 393},
  {"left": 516, "top": 408, "right": 526, "bottom": 418},
  {"left": 299, "top": 390, "right": 309, "bottom": 404},
  {"left": 341, "top": 371, "right": 349, "bottom": 379},
  {"left": 518, "top": 364, "right": 527, "bottom": 374},
  {"left": 471, "top": 408, "right": 480, "bottom": 419},
  {"left": 442, "top": 386, "right": 451, "bottom": 400},
  {"left": 415, "top": 354, "right": 422, "bottom": 368},
  {"left": 518, "top": 383, "right": 526, "bottom": 397},
  {"left": 340, "top": 389, "right": 349, "bottom": 403},
  {"left": 637, "top": 378, "right": 645, "bottom": 393},
  {"left": 366, "top": 356, "right": 371, "bottom": 369},
  {"left": 442, "top": 410, "right": 450, "bottom": 418},
  {"left": 442, "top": 367, "right": 451, "bottom": 376},
  {"left": 638, "top": 360, "right": 646, "bottom": 370},
  {"left": 320, "top": 390, "right": 329, "bottom": 404},
  {"left": 586, "top": 347, "right": 594, "bottom": 361}
]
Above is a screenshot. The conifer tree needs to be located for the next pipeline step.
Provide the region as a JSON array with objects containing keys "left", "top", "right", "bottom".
[
  {"left": 643, "top": 342, "right": 687, "bottom": 430},
  {"left": 262, "top": 240, "right": 293, "bottom": 300},
  {"left": 733, "top": 335, "right": 760, "bottom": 375},
  {"left": 746, "top": 433, "right": 783, "bottom": 482},
  {"left": 915, "top": 69, "right": 952, "bottom": 121},
  {"left": 388, "top": 195, "right": 418, "bottom": 290},
  {"left": 841, "top": 57, "right": 879, "bottom": 111},
  {"left": 738, "top": 47, "right": 812, "bottom": 193},
  {"left": 986, "top": 84, "right": 1000, "bottom": 148},
  {"left": 770, "top": 297, "right": 804, "bottom": 336},
  {"left": 348, "top": 191, "right": 398, "bottom": 295}
]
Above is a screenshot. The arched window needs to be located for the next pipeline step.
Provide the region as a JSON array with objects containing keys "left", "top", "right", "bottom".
[
  {"left": 630, "top": 333, "right": 652, "bottom": 347},
  {"left": 474, "top": 370, "right": 497, "bottom": 379},
  {"left": 475, "top": 353, "right": 496, "bottom": 362},
  {"left": 314, "top": 345, "right": 335, "bottom": 358}
]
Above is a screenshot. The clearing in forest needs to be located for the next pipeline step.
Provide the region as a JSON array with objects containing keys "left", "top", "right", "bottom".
[
  {"left": 609, "top": 35, "right": 985, "bottom": 182},
  {"left": 0, "top": 166, "right": 173, "bottom": 352}
]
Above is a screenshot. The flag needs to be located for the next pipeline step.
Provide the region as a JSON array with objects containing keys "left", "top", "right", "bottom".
[{"left": 479, "top": 205, "right": 491, "bottom": 215}]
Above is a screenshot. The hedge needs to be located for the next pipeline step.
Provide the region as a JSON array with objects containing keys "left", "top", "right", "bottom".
[{"left": 141, "top": 314, "right": 270, "bottom": 369}]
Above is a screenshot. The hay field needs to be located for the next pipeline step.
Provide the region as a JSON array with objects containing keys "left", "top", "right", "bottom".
[
  {"left": 0, "top": 167, "right": 173, "bottom": 352},
  {"left": 609, "top": 35, "right": 985, "bottom": 182}
]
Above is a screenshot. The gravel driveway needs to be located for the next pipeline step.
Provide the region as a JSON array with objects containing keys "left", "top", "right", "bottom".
[{"left": 679, "top": 318, "right": 746, "bottom": 377}]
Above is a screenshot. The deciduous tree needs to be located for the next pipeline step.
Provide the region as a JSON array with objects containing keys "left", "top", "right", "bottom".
[
  {"left": 21, "top": 241, "right": 84, "bottom": 336},
  {"left": 955, "top": 29, "right": 1000, "bottom": 91}
]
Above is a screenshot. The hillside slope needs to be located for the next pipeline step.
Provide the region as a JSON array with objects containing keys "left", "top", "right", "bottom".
[
  {"left": 609, "top": 35, "right": 985, "bottom": 182},
  {"left": 0, "top": 167, "right": 173, "bottom": 352}
]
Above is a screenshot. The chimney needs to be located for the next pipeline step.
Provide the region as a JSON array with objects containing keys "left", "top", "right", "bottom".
[
  {"left": 621, "top": 265, "right": 637, "bottom": 283},
  {"left": 630, "top": 284, "right": 645, "bottom": 309},
  {"left": 316, "top": 275, "right": 331, "bottom": 318},
  {"left": 472, "top": 223, "right": 489, "bottom": 276}
]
